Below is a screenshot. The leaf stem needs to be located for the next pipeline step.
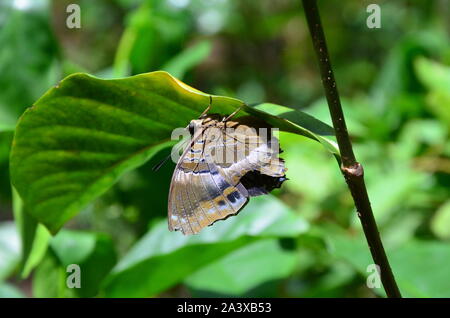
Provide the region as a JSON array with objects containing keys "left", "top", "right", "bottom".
[{"left": 301, "top": 0, "right": 401, "bottom": 298}]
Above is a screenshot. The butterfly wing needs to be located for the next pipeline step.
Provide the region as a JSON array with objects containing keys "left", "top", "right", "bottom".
[
  {"left": 168, "top": 126, "right": 249, "bottom": 235},
  {"left": 209, "top": 121, "right": 286, "bottom": 191}
]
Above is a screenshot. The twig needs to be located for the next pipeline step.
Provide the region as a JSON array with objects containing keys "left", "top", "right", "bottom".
[{"left": 301, "top": 0, "right": 401, "bottom": 298}]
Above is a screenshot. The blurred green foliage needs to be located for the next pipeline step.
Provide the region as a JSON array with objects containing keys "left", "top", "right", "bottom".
[{"left": 0, "top": 0, "right": 449, "bottom": 298}]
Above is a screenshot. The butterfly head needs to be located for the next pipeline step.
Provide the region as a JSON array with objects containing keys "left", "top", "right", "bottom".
[
  {"left": 187, "top": 114, "right": 222, "bottom": 136},
  {"left": 187, "top": 119, "right": 203, "bottom": 136}
]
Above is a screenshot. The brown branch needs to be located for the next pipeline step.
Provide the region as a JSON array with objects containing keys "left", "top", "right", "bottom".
[{"left": 301, "top": 0, "right": 402, "bottom": 298}]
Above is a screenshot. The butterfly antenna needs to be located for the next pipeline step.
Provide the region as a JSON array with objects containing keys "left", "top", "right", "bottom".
[
  {"left": 199, "top": 95, "right": 212, "bottom": 118},
  {"left": 152, "top": 138, "right": 190, "bottom": 171},
  {"left": 152, "top": 154, "right": 172, "bottom": 171}
]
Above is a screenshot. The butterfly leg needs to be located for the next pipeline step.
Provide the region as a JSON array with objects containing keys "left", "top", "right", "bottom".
[{"left": 199, "top": 95, "right": 213, "bottom": 119}]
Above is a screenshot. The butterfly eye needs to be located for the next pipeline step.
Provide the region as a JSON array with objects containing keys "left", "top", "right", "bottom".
[{"left": 188, "top": 122, "right": 195, "bottom": 136}]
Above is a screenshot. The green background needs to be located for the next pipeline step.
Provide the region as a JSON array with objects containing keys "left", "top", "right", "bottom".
[{"left": 0, "top": 0, "right": 449, "bottom": 298}]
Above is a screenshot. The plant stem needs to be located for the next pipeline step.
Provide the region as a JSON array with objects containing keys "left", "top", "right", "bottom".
[{"left": 301, "top": 0, "right": 401, "bottom": 298}]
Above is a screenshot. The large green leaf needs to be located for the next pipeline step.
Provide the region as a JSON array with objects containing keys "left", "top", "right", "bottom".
[
  {"left": 33, "top": 230, "right": 116, "bottom": 298},
  {"left": 414, "top": 57, "right": 450, "bottom": 126},
  {"left": 329, "top": 232, "right": 450, "bottom": 298},
  {"left": 32, "top": 249, "right": 73, "bottom": 298},
  {"left": 162, "top": 40, "right": 212, "bottom": 79},
  {"left": 102, "top": 195, "right": 308, "bottom": 297},
  {"left": 10, "top": 71, "right": 337, "bottom": 233},
  {"left": 249, "top": 103, "right": 338, "bottom": 157},
  {"left": 184, "top": 238, "right": 299, "bottom": 296},
  {"left": 12, "top": 187, "right": 50, "bottom": 278}
]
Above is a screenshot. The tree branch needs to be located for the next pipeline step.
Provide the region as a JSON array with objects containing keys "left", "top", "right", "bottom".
[{"left": 301, "top": 0, "right": 402, "bottom": 298}]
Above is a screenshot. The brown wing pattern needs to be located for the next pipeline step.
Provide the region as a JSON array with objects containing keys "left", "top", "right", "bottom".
[
  {"left": 168, "top": 125, "right": 248, "bottom": 235},
  {"left": 168, "top": 116, "right": 286, "bottom": 235},
  {"left": 217, "top": 123, "right": 286, "bottom": 185}
]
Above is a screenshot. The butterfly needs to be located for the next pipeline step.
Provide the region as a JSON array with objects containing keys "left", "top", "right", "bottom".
[{"left": 167, "top": 99, "right": 287, "bottom": 235}]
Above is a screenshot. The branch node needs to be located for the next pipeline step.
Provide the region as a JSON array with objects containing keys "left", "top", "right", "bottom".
[{"left": 341, "top": 162, "right": 364, "bottom": 177}]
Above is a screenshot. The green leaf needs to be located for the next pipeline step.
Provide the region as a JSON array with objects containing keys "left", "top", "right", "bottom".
[
  {"left": 414, "top": 57, "right": 450, "bottom": 125},
  {"left": 425, "top": 91, "right": 450, "bottom": 126},
  {"left": 10, "top": 71, "right": 235, "bottom": 233},
  {"left": 415, "top": 57, "right": 450, "bottom": 93},
  {"left": 431, "top": 200, "right": 450, "bottom": 240},
  {"left": 102, "top": 195, "right": 308, "bottom": 297},
  {"left": 32, "top": 250, "right": 72, "bottom": 298},
  {"left": 113, "top": 2, "right": 191, "bottom": 77},
  {"left": 162, "top": 41, "right": 212, "bottom": 79},
  {"left": 12, "top": 187, "right": 50, "bottom": 278},
  {"left": 52, "top": 230, "right": 117, "bottom": 297},
  {"left": 329, "top": 232, "right": 450, "bottom": 297},
  {"left": 184, "top": 238, "right": 298, "bottom": 295},
  {"left": 278, "top": 132, "right": 341, "bottom": 203},
  {"left": 370, "top": 33, "right": 449, "bottom": 112},
  {"left": 33, "top": 230, "right": 116, "bottom": 297},
  {"left": 249, "top": 103, "right": 339, "bottom": 157},
  {"left": 388, "top": 240, "right": 450, "bottom": 297},
  {"left": 10, "top": 71, "right": 337, "bottom": 234},
  {"left": 364, "top": 167, "right": 428, "bottom": 226},
  {"left": 50, "top": 230, "right": 98, "bottom": 266},
  {"left": 253, "top": 103, "right": 335, "bottom": 136}
]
